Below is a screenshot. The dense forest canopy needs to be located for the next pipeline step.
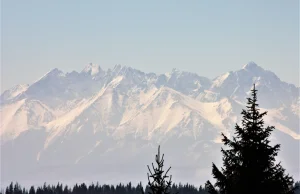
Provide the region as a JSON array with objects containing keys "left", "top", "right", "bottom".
[{"left": 3, "top": 181, "right": 300, "bottom": 194}]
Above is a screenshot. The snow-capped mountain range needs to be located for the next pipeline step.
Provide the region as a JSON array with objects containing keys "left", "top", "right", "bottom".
[{"left": 1, "top": 62, "right": 299, "bottom": 186}]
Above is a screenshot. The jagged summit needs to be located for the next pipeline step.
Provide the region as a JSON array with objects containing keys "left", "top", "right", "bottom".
[
  {"left": 30, "top": 68, "right": 65, "bottom": 85},
  {"left": 242, "top": 61, "right": 257, "bottom": 68},
  {"left": 81, "top": 63, "right": 102, "bottom": 76},
  {"left": 46, "top": 68, "right": 64, "bottom": 76},
  {"left": 1, "top": 61, "right": 299, "bottom": 186},
  {"left": 242, "top": 61, "right": 263, "bottom": 71}
]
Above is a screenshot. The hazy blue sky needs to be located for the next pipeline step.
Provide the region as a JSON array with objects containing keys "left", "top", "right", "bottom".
[{"left": 1, "top": 0, "right": 299, "bottom": 92}]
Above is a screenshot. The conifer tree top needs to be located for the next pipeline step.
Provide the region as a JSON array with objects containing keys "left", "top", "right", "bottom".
[{"left": 206, "top": 84, "right": 295, "bottom": 194}]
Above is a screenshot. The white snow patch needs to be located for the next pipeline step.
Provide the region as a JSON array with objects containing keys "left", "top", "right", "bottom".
[
  {"left": 44, "top": 76, "right": 123, "bottom": 148},
  {"left": 82, "top": 63, "right": 101, "bottom": 76},
  {"left": 212, "top": 72, "right": 230, "bottom": 88},
  {"left": 0, "top": 99, "right": 27, "bottom": 138}
]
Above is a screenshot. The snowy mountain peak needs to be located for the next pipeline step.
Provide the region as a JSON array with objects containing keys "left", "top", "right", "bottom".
[
  {"left": 41, "top": 68, "right": 65, "bottom": 79},
  {"left": 81, "top": 63, "right": 102, "bottom": 76},
  {"left": 49, "top": 68, "right": 64, "bottom": 75},
  {"left": 30, "top": 68, "right": 65, "bottom": 86},
  {"left": 0, "top": 84, "right": 29, "bottom": 103},
  {"left": 242, "top": 61, "right": 262, "bottom": 71},
  {"left": 1, "top": 61, "right": 299, "bottom": 184},
  {"left": 10, "top": 84, "right": 29, "bottom": 92}
]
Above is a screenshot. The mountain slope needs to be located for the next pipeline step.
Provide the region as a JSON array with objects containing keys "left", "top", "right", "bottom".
[
  {"left": 1, "top": 62, "right": 299, "bottom": 185},
  {"left": 209, "top": 62, "right": 299, "bottom": 108}
]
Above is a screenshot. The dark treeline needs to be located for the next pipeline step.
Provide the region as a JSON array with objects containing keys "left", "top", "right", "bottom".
[
  {"left": 3, "top": 181, "right": 300, "bottom": 194},
  {"left": 4, "top": 182, "right": 210, "bottom": 194}
]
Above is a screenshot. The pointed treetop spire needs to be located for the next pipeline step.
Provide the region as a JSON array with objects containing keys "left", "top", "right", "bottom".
[
  {"left": 206, "top": 85, "right": 295, "bottom": 194},
  {"left": 143, "top": 145, "right": 177, "bottom": 194}
]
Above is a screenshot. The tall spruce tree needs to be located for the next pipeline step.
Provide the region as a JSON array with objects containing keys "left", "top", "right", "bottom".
[
  {"left": 206, "top": 84, "right": 295, "bottom": 194},
  {"left": 142, "top": 145, "right": 177, "bottom": 194}
]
